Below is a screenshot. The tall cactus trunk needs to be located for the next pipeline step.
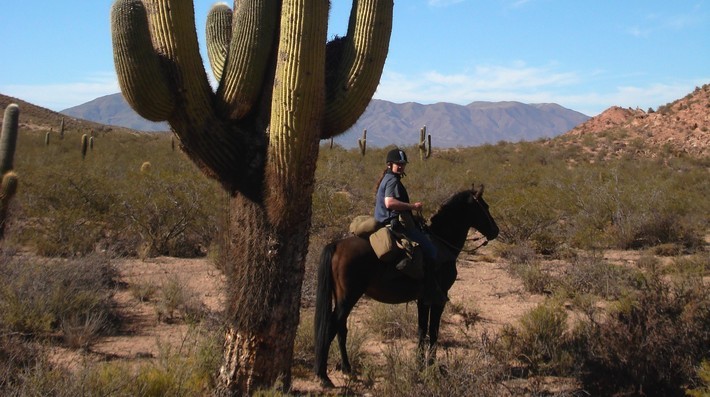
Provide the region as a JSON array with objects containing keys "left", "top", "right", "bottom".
[
  {"left": 216, "top": 194, "right": 312, "bottom": 394},
  {"left": 111, "top": 0, "right": 393, "bottom": 393},
  {"left": 0, "top": 104, "right": 19, "bottom": 239}
]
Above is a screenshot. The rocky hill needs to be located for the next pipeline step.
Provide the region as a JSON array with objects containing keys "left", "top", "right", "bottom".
[
  {"left": 564, "top": 84, "right": 709, "bottom": 157},
  {"left": 0, "top": 93, "right": 140, "bottom": 136},
  {"left": 60, "top": 94, "right": 589, "bottom": 148}
]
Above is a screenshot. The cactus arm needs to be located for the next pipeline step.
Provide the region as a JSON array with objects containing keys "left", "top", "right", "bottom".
[
  {"left": 216, "top": 1, "right": 279, "bottom": 119},
  {"left": 206, "top": 3, "right": 233, "bottom": 82},
  {"left": 111, "top": 0, "right": 175, "bottom": 121},
  {"left": 0, "top": 103, "right": 19, "bottom": 174},
  {"left": 322, "top": 0, "right": 393, "bottom": 138},
  {"left": 266, "top": 0, "right": 327, "bottom": 226}
]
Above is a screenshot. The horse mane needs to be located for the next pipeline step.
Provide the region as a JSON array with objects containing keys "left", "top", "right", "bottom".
[{"left": 429, "top": 189, "right": 473, "bottom": 226}]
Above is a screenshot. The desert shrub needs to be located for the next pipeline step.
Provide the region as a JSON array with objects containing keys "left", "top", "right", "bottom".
[
  {"left": 665, "top": 253, "right": 709, "bottom": 277},
  {"left": 155, "top": 275, "right": 207, "bottom": 324},
  {"left": 576, "top": 271, "right": 710, "bottom": 396},
  {"left": 366, "top": 302, "right": 418, "bottom": 340},
  {"left": 500, "top": 302, "right": 575, "bottom": 376},
  {"left": 121, "top": 169, "right": 222, "bottom": 259},
  {"left": 0, "top": 253, "right": 118, "bottom": 341},
  {"left": 377, "top": 334, "right": 513, "bottom": 397},
  {"left": 566, "top": 161, "right": 708, "bottom": 251},
  {"left": 17, "top": 170, "right": 120, "bottom": 256},
  {"left": 559, "top": 254, "right": 642, "bottom": 299},
  {"left": 687, "top": 360, "right": 710, "bottom": 397},
  {"left": 0, "top": 336, "right": 44, "bottom": 392},
  {"left": 33, "top": 325, "right": 223, "bottom": 397},
  {"left": 499, "top": 243, "right": 554, "bottom": 294}
]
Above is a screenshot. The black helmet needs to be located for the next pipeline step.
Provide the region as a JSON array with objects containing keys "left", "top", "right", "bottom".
[{"left": 386, "top": 148, "right": 408, "bottom": 164}]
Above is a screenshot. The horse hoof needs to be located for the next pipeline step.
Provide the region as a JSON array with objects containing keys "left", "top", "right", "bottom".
[{"left": 318, "top": 376, "right": 335, "bottom": 389}]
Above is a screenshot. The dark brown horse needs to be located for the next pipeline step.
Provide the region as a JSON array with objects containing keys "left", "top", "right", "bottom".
[{"left": 314, "top": 185, "right": 499, "bottom": 387}]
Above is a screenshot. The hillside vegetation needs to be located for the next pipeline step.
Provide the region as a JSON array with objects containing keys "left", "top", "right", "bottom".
[{"left": 0, "top": 87, "right": 708, "bottom": 396}]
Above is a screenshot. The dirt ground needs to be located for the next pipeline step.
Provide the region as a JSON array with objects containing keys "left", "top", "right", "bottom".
[{"left": 48, "top": 239, "right": 659, "bottom": 395}]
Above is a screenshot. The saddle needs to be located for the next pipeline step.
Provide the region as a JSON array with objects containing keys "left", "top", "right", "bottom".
[{"left": 349, "top": 215, "right": 424, "bottom": 279}]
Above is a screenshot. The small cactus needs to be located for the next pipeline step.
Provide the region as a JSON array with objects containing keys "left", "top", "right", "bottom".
[
  {"left": 418, "top": 125, "right": 432, "bottom": 160},
  {"left": 358, "top": 129, "right": 367, "bottom": 156},
  {"left": 81, "top": 134, "right": 88, "bottom": 159},
  {"left": 0, "top": 104, "right": 20, "bottom": 239},
  {"left": 140, "top": 161, "right": 152, "bottom": 173},
  {"left": 45, "top": 131, "right": 50, "bottom": 146}
]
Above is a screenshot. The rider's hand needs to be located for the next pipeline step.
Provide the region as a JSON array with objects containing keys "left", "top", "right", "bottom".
[{"left": 412, "top": 202, "right": 423, "bottom": 211}]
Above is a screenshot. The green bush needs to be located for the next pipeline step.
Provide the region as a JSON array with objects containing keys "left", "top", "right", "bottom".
[
  {"left": 500, "top": 302, "right": 575, "bottom": 376},
  {"left": 576, "top": 271, "right": 710, "bottom": 396},
  {"left": 0, "top": 252, "right": 118, "bottom": 340}
]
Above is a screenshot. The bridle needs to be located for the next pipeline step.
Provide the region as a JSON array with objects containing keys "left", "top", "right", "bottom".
[{"left": 420, "top": 189, "right": 494, "bottom": 256}]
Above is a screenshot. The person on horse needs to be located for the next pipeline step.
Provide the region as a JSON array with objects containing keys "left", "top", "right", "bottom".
[{"left": 374, "top": 148, "right": 448, "bottom": 305}]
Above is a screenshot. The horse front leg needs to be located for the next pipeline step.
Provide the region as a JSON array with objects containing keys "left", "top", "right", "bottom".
[
  {"left": 416, "top": 301, "right": 430, "bottom": 368},
  {"left": 426, "top": 303, "right": 446, "bottom": 366}
]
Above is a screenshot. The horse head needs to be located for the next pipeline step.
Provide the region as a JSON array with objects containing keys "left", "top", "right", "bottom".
[
  {"left": 466, "top": 184, "right": 499, "bottom": 241},
  {"left": 429, "top": 184, "right": 499, "bottom": 246}
]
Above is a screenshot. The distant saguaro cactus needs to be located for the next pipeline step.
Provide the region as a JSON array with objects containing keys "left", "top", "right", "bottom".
[
  {"left": 45, "top": 131, "right": 50, "bottom": 146},
  {"left": 358, "top": 129, "right": 367, "bottom": 156},
  {"left": 59, "top": 118, "right": 65, "bottom": 139},
  {"left": 419, "top": 125, "right": 432, "bottom": 160},
  {"left": 89, "top": 136, "right": 94, "bottom": 150},
  {"left": 81, "top": 134, "right": 88, "bottom": 159},
  {"left": 0, "top": 103, "right": 20, "bottom": 239}
]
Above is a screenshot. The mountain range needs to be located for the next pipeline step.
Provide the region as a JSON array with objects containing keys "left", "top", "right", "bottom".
[{"left": 60, "top": 94, "right": 589, "bottom": 148}]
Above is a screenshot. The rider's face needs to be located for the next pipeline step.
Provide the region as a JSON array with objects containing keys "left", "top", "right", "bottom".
[{"left": 391, "top": 162, "right": 406, "bottom": 174}]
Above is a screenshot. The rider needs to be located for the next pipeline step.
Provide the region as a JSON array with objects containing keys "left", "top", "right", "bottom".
[{"left": 374, "top": 148, "right": 448, "bottom": 305}]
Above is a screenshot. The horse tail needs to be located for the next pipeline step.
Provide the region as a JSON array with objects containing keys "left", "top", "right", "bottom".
[{"left": 314, "top": 241, "right": 336, "bottom": 377}]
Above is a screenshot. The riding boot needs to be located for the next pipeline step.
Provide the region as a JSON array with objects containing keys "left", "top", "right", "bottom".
[{"left": 420, "top": 260, "right": 448, "bottom": 305}]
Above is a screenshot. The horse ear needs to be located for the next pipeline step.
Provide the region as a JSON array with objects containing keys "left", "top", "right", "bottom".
[{"left": 475, "top": 184, "right": 484, "bottom": 199}]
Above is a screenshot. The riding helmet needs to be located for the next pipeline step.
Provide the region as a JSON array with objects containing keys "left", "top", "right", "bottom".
[{"left": 386, "top": 148, "right": 408, "bottom": 164}]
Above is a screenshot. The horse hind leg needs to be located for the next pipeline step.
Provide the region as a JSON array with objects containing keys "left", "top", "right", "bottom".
[{"left": 335, "top": 304, "right": 353, "bottom": 374}]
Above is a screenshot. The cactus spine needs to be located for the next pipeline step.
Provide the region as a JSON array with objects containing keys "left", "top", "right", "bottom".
[
  {"left": 111, "top": 0, "right": 392, "bottom": 393},
  {"left": 419, "top": 125, "right": 432, "bottom": 160},
  {"left": 358, "top": 129, "right": 367, "bottom": 156},
  {"left": 0, "top": 104, "right": 20, "bottom": 239}
]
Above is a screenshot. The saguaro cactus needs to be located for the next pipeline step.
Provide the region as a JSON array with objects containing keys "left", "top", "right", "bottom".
[
  {"left": 419, "top": 125, "right": 432, "bottom": 160},
  {"left": 59, "top": 117, "right": 65, "bottom": 140},
  {"left": 358, "top": 129, "right": 367, "bottom": 156},
  {"left": 111, "top": 0, "right": 392, "bottom": 393},
  {"left": 81, "top": 134, "right": 88, "bottom": 159},
  {"left": 0, "top": 103, "right": 20, "bottom": 239}
]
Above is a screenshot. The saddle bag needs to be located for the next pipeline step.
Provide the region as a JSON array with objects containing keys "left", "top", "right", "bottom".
[{"left": 369, "top": 227, "right": 402, "bottom": 262}]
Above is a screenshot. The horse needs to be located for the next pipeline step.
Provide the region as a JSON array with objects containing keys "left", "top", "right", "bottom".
[{"left": 314, "top": 184, "right": 499, "bottom": 387}]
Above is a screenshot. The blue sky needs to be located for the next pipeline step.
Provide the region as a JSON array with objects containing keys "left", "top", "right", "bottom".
[{"left": 0, "top": 1, "right": 707, "bottom": 116}]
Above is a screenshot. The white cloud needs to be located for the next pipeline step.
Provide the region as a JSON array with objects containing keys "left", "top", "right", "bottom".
[
  {"left": 375, "top": 62, "right": 579, "bottom": 105},
  {"left": 0, "top": 72, "right": 119, "bottom": 111},
  {"left": 374, "top": 63, "right": 706, "bottom": 116}
]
